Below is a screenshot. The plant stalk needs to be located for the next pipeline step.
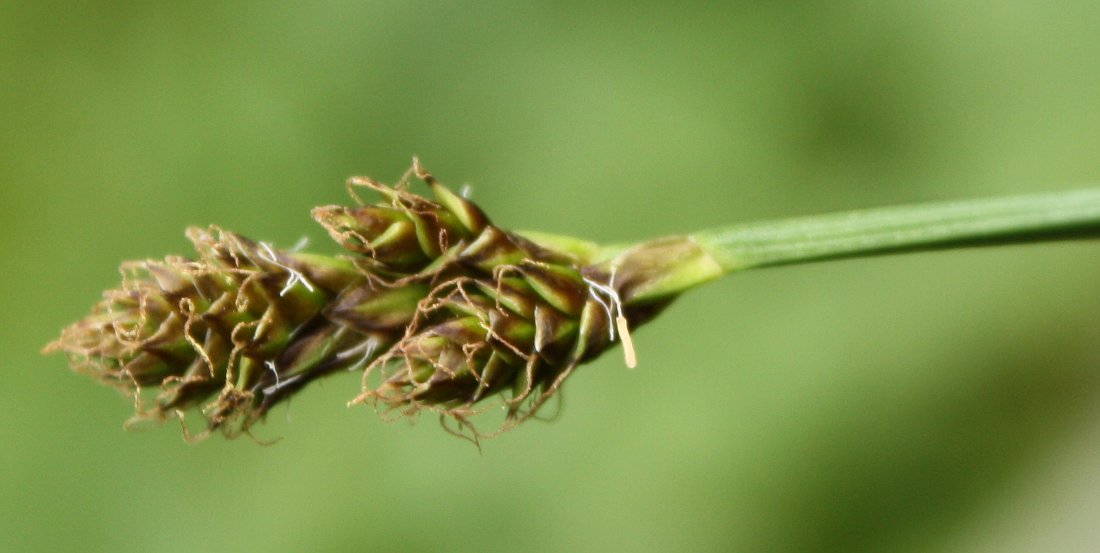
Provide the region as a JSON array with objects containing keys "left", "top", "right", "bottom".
[{"left": 692, "top": 187, "right": 1100, "bottom": 273}]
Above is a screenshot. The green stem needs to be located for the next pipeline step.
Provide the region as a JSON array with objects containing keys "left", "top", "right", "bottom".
[{"left": 692, "top": 187, "right": 1100, "bottom": 272}]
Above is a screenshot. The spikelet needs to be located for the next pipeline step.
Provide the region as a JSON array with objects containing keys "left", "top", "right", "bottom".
[
  {"left": 43, "top": 227, "right": 386, "bottom": 438},
  {"left": 316, "top": 161, "right": 689, "bottom": 438}
]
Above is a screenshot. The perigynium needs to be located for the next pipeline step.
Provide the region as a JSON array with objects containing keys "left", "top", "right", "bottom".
[{"left": 45, "top": 160, "right": 1100, "bottom": 441}]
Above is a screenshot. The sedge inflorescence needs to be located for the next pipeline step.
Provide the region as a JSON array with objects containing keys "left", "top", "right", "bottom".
[{"left": 46, "top": 160, "right": 701, "bottom": 441}]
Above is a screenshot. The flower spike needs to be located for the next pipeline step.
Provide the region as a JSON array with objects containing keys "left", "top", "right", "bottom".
[{"left": 47, "top": 161, "right": 690, "bottom": 440}]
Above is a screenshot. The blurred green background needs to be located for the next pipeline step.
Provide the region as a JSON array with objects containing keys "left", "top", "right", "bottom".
[{"left": 5, "top": 2, "right": 1100, "bottom": 552}]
